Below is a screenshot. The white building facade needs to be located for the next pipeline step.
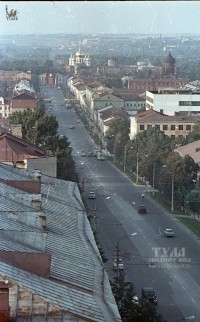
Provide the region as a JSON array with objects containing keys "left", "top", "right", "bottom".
[{"left": 146, "top": 89, "right": 200, "bottom": 116}]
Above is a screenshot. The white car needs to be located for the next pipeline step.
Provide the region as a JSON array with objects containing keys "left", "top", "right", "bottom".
[
  {"left": 164, "top": 228, "right": 174, "bottom": 237},
  {"left": 113, "top": 258, "right": 124, "bottom": 271},
  {"left": 88, "top": 192, "right": 96, "bottom": 199}
]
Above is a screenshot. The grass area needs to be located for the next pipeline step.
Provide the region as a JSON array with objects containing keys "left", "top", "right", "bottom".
[
  {"left": 147, "top": 191, "right": 200, "bottom": 237},
  {"left": 177, "top": 217, "right": 200, "bottom": 238},
  {"left": 147, "top": 191, "right": 183, "bottom": 215}
]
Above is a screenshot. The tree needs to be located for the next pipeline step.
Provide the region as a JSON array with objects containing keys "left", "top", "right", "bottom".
[
  {"left": 10, "top": 109, "right": 78, "bottom": 182},
  {"left": 185, "top": 190, "right": 200, "bottom": 218},
  {"left": 110, "top": 272, "right": 168, "bottom": 322},
  {"left": 188, "top": 121, "right": 200, "bottom": 142},
  {"left": 159, "top": 153, "right": 198, "bottom": 208}
]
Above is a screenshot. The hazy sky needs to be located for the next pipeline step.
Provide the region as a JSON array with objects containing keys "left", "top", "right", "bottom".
[{"left": 1, "top": 1, "right": 200, "bottom": 35}]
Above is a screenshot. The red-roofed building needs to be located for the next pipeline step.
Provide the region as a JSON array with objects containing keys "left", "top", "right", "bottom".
[
  {"left": 129, "top": 109, "right": 200, "bottom": 140},
  {"left": 10, "top": 92, "right": 37, "bottom": 114},
  {"left": 0, "top": 132, "right": 57, "bottom": 177}
]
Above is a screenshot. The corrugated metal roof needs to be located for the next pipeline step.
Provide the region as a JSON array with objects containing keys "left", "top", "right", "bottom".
[{"left": 0, "top": 164, "right": 121, "bottom": 321}]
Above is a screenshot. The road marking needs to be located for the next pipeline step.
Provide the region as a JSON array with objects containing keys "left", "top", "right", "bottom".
[{"left": 191, "top": 298, "right": 196, "bottom": 303}]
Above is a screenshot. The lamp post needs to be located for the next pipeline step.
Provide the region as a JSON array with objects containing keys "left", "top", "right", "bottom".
[
  {"left": 136, "top": 151, "right": 139, "bottom": 184},
  {"left": 152, "top": 161, "right": 156, "bottom": 195},
  {"left": 171, "top": 171, "right": 175, "bottom": 213},
  {"left": 123, "top": 144, "right": 133, "bottom": 173},
  {"left": 163, "top": 166, "right": 175, "bottom": 213},
  {"left": 114, "top": 140, "right": 121, "bottom": 165}
]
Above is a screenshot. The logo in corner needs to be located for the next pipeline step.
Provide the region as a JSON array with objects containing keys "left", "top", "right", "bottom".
[{"left": 5, "top": 5, "right": 19, "bottom": 20}]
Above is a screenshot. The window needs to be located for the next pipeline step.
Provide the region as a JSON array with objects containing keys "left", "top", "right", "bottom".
[
  {"left": 171, "top": 125, "right": 175, "bottom": 130},
  {"left": 155, "top": 125, "right": 160, "bottom": 130},
  {"left": 179, "top": 125, "right": 183, "bottom": 130},
  {"left": 186, "top": 125, "right": 191, "bottom": 130},
  {"left": 140, "top": 125, "right": 145, "bottom": 130},
  {"left": 163, "top": 125, "right": 168, "bottom": 130},
  {"left": 147, "top": 125, "right": 152, "bottom": 129},
  {"left": 146, "top": 96, "right": 153, "bottom": 104}
]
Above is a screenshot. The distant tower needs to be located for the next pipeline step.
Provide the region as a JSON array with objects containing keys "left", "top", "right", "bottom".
[
  {"left": 108, "top": 57, "right": 118, "bottom": 67},
  {"left": 161, "top": 52, "right": 179, "bottom": 76}
]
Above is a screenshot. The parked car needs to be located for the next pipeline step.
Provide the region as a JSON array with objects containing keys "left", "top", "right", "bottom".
[
  {"left": 88, "top": 191, "right": 96, "bottom": 199},
  {"left": 88, "top": 151, "right": 93, "bottom": 157},
  {"left": 164, "top": 228, "right": 174, "bottom": 237},
  {"left": 141, "top": 287, "right": 158, "bottom": 305},
  {"left": 69, "top": 125, "right": 75, "bottom": 129},
  {"left": 81, "top": 152, "right": 86, "bottom": 157},
  {"left": 113, "top": 258, "right": 124, "bottom": 271},
  {"left": 138, "top": 205, "right": 147, "bottom": 214}
]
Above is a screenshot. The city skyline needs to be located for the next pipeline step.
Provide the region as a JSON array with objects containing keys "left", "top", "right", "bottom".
[{"left": 0, "top": 1, "right": 200, "bottom": 35}]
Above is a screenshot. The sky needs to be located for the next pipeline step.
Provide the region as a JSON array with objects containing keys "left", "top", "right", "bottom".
[{"left": 1, "top": 1, "right": 200, "bottom": 35}]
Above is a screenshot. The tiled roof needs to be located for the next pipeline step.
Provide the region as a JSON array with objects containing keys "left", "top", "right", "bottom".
[
  {"left": 99, "top": 106, "right": 125, "bottom": 121},
  {"left": 0, "top": 133, "right": 48, "bottom": 162},
  {"left": 133, "top": 109, "right": 200, "bottom": 124},
  {"left": 174, "top": 140, "right": 200, "bottom": 165},
  {"left": 0, "top": 164, "right": 121, "bottom": 321}
]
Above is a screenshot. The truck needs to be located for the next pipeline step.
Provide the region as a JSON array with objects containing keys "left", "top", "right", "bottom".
[{"left": 97, "top": 151, "right": 105, "bottom": 160}]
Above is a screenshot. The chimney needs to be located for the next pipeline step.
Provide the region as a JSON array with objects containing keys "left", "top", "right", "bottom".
[
  {"left": 0, "top": 281, "right": 11, "bottom": 322},
  {"left": 32, "top": 169, "right": 42, "bottom": 181}
]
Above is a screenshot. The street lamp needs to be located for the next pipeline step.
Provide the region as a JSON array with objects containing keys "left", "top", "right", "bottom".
[
  {"left": 136, "top": 150, "right": 139, "bottom": 184},
  {"left": 163, "top": 166, "right": 175, "bottom": 213},
  {"left": 114, "top": 140, "right": 121, "bottom": 165},
  {"left": 123, "top": 144, "right": 133, "bottom": 173},
  {"left": 175, "top": 315, "right": 195, "bottom": 321}
]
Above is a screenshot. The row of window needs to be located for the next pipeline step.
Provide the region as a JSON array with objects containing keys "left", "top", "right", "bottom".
[
  {"left": 126, "top": 103, "right": 145, "bottom": 107},
  {"left": 179, "top": 101, "right": 200, "bottom": 106},
  {"left": 139, "top": 124, "right": 192, "bottom": 131}
]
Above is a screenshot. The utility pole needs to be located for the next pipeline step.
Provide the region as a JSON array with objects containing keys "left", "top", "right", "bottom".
[
  {"left": 136, "top": 151, "right": 139, "bottom": 184},
  {"left": 123, "top": 145, "right": 127, "bottom": 172},
  {"left": 153, "top": 161, "right": 155, "bottom": 195},
  {"left": 116, "top": 241, "right": 120, "bottom": 281},
  {"left": 93, "top": 205, "right": 97, "bottom": 232},
  {"left": 171, "top": 172, "right": 174, "bottom": 213}
]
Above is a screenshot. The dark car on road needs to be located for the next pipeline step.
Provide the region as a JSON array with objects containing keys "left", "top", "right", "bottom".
[
  {"left": 138, "top": 205, "right": 147, "bottom": 214},
  {"left": 141, "top": 287, "right": 158, "bottom": 305}
]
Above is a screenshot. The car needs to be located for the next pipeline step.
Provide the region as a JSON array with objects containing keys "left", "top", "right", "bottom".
[
  {"left": 164, "top": 228, "right": 174, "bottom": 237},
  {"left": 132, "top": 296, "right": 139, "bottom": 305},
  {"left": 81, "top": 152, "right": 86, "bottom": 157},
  {"left": 69, "top": 125, "right": 75, "bottom": 129},
  {"left": 113, "top": 258, "right": 124, "bottom": 271},
  {"left": 88, "top": 151, "right": 93, "bottom": 157},
  {"left": 76, "top": 119, "right": 81, "bottom": 123},
  {"left": 88, "top": 191, "right": 96, "bottom": 199},
  {"left": 141, "top": 287, "right": 158, "bottom": 305},
  {"left": 138, "top": 205, "right": 147, "bottom": 214}
]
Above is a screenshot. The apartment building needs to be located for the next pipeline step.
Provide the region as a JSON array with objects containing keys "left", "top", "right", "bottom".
[
  {"left": 129, "top": 109, "right": 200, "bottom": 140},
  {"left": 146, "top": 88, "right": 200, "bottom": 116}
]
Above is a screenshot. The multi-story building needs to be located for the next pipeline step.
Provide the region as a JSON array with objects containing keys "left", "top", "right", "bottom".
[
  {"left": 129, "top": 109, "right": 200, "bottom": 140},
  {"left": 39, "top": 72, "right": 66, "bottom": 86},
  {"left": 0, "top": 164, "right": 121, "bottom": 322},
  {"left": 0, "top": 97, "right": 10, "bottom": 118},
  {"left": 0, "top": 132, "right": 57, "bottom": 177},
  {"left": 128, "top": 52, "right": 188, "bottom": 91},
  {"left": 10, "top": 91, "right": 37, "bottom": 114},
  {"left": 146, "top": 88, "right": 200, "bottom": 116}
]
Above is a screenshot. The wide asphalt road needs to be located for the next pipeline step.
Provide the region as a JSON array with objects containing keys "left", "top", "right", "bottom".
[{"left": 42, "top": 85, "right": 200, "bottom": 322}]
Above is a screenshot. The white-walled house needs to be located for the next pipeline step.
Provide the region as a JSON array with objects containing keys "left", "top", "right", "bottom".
[{"left": 146, "top": 88, "right": 200, "bottom": 116}]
